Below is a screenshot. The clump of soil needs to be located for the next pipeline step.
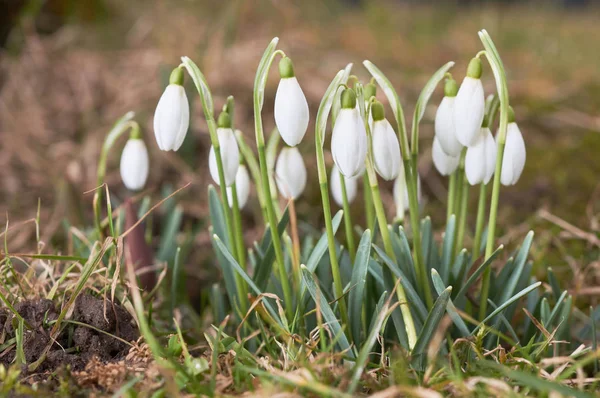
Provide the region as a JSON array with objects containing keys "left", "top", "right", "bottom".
[{"left": 0, "top": 293, "right": 138, "bottom": 374}]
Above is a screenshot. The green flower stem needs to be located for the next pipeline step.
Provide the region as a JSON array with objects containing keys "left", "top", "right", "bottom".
[
  {"left": 235, "top": 131, "right": 268, "bottom": 224},
  {"left": 339, "top": 173, "right": 356, "bottom": 264},
  {"left": 454, "top": 156, "right": 469, "bottom": 258},
  {"left": 363, "top": 174, "right": 375, "bottom": 231},
  {"left": 473, "top": 183, "right": 487, "bottom": 258},
  {"left": 230, "top": 182, "right": 248, "bottom": 288},
  {"left": 447, "top": 171, "right": 457, "bottom": 222},
  {"left": 478, "top": 30, "right": 510, "bottom": 320}
]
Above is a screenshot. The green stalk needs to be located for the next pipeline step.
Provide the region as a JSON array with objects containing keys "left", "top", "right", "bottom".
[
  {"left": 363, "top": 174, "right": 375, "bottom": 231},
  {"left": 477, "top": 30, "right": 510, "bottom": 319},
  {"left": 454, "top": 156, "right": 469, "bottom": 258},
  {"left": 473, "top": 183, "right": 487, "bottom": 258},
  {"left": 339, "top": 173, "right": 356, "bottom": 263},
  {"left": 447, "top": 171, "right": 457, "bottom": 222},
  {"left": 230, "top": 182, "right": 248, "bottom": 293},
  {"left": 236, "top": 131, "right": 268, "bottom": 224}
]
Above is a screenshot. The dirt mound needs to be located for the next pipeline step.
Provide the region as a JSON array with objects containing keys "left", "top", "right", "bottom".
[{"left": 0, "top": 293, "right": 138, "bottom": 374}]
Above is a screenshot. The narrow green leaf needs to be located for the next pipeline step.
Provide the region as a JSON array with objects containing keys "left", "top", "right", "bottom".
[
  {"left": 431, "top": 269, "right": 470, "bottom": 336},
  {"left": 411, "top": 287, "right": 452, "bottom": 371},
  {"left": 254, "top": 37, "right": 279, "bottom": 110},
  {"left": 301, "top": 265, "right": 355, "bottom": 358},
  {"left": 181, "top": 56, "right": 214, "bottom": 117},
  {"left": 305, "top": 210, "right": 343, "bottom": 272},
  {"left": 316, "top": 64, "right": 352, "bottom": 147},
  {"left": 390, "top": 226, "right": 417, "bottom": 287},
  {"left": 453, "top": 245, "right": 503, "bottom": 302},
  {"left": 348, "top": 230, "right": 372, "bottom": 345},
  {"left": 440, "top": 215, "right": 456, "bottom": 284},
  {"left": 413, "top": 61, "right": 455, "bottom": 123},
  {"left": 254, "top": 207, "right": 290, "bottom": 290},
  {"left": 496, "top": 231, "right": 534, "bottom": 306}
]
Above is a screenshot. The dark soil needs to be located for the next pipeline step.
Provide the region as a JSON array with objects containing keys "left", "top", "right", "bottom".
[{"left": 0, "top": 293, "right": 138, "bottom": 374}]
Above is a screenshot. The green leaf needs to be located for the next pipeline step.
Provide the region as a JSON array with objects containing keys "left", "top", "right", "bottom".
[
  {"left": 431, "top": 269, "right": 470, "bottom": 336},
  {"left": 253, "top": 207, "right": 290, "bottom": 291},
  {"left": 254, "top": 37, "right": 279, "bottom": 110},
  {"left": 348, "top": 230, "right": 373, "bottom": 345},
  {"left": 496, "top": 232, "right": 533, "bottom": 306},
  {"left": 440, "top": 215, "right": 456, "bottom": 284},
  {"left": 301, "top": 265, "right": 355, "bottom": 358},
  {"left": 413, "top": 61, "right": 455, "bottom": 123},
  {"left": 474, "top": 282, "right": 542, "bottom": 334},
  {"left": 212, "top": 235, "right": 284, "bottom": 329},
  {"left": 363, "top": 60, "right": 406, "bottom": 132},
  {"left": 305, "top": 210, "right": 343, "bottom": 272},
  {"left": 411, "top": 287, "right": 452, "bottom": 371},
  {"left": 453, "top": 245, "right": 503, "bottom": 303},
  {"left": 391, "top": 226, "right": 417, "bottom": 287},
  {"left": 157, "top": 205, "right": 183, "bottom": 263},
  {"left": 373, "top": 245, "right": 428, "bottom": 323}
]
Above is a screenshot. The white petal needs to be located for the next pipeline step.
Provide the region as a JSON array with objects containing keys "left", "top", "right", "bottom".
[
  {"left": 274, "top": 77, "right": 310, "bottom": 147},
  {"left": 331, "top": 108, "right": 368, "bottom": 178},
  {"left": 120, "top": 139, "right": 149, "bottom": 191},
  {"left": 435, "top": 96, "right": 462, "bottom": 156},
  {"left": 209, "top": 128, "right": 240, "bottom": 186},
  {"left": 275, "top": 147, "right": 307, "bottom": 199},
  {"left": 372, "top": 119, "right": 401, "bottom": 181},
  {"left": 330, "top": 164, "right": 358, "bottom": 207},
  {"left": 153, "top": 84, "right": 190, "bottom": 151},
  {"left": 226, "top": 165, "right": 250, "bottom": 209},
  {"left": 393, "top": 164, "right": 408, "bottom": 220},
  {"left": 483, "top": 129, "right": 497, "bottom": 184},
  {"left": 454, "top": 77, "right": 485, "bottom": 147},
  {"left": 501, "top": 122, "right": 526, "bottom": 186},
  {"left": 432, "top": 137, "right": 459, "bottom": 176}
]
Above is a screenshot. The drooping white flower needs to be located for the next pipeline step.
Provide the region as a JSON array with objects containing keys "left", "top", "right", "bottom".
[
  {"left": 434, "top": 78, "right": 462, "bottom": 156},
  {"left": 153, "top": 68, "right": 190, "bottom": 151},
  {"left": 371, "top": 102, "right": 401, "bottom": 181},
  {"left": 331, "top": 89, "right": 368, "bottom": 178},
  {"left": 432, "top": 137, "right": 460, "bottom": 176},
  {"left": 274, "top": 57, "right": 310, "bottom": 147},
  {"left": 465, "top": 127, "right": 496, "bottom": 185},
  {"left": 209, "top": 112, "right": 239, "bottom": 186},
  {"left": 120, "top": 138, "right": 149, "bottom": 191},
  {"left": 330, "top": 164, "right": 358, "bottom": 207},
  {"left": 226, "top": 165, "right": 250, "bottom": 209},
  {"left": 454, "top": 58, "right": 485, "bottom": 147},
  {"left": 500, "top": 112, "right": 526, "bottom": 186},
  {"left": 275, "top": 147, "right": 307, "bottom": 199}
]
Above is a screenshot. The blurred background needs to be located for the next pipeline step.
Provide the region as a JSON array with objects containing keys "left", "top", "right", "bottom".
[{"left": 0, "top": 0, "right": 599, "bottom": 291}]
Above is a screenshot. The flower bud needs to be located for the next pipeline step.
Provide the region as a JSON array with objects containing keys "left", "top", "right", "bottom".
[
  {"left": 454, "top": 58, "right": 485, "bottom": 147},
  {"left": 274, "top": 57, "right": 310, "bottom": 147},
  {"left": 500, "top": 110, "right": 526, "bottom": 186},
  {"left": 209, "top": 112, "right": 240, "bottom": 186},
  {"left": 226, "top": 165, "right": 250, "bottom": 209},
  {"left": 275, "top": 147, "right": 307, "bottom": 200},
  {"left": 153, "top": 68, "right": 190, "bottom": 151},
  {"left": 331, "top": 89, "right": 368, "bottom": 178},
  {"left": 371, "top": 103, "right": 401, "bottom": 181},
  {"left": 120, "top": 138, "right": 149, "bottom": 191},
  {"left": 432, "top": 137, "right": 460, "bottom": 176},
  {"left": 465, "top": 127, "right": 496, "bottom": 185},
  {"left": 434, "top": 78, "right": 462, "bottom": 156},
  {"left": 330, "top": 164, "right": 358, "bottom": 207}
]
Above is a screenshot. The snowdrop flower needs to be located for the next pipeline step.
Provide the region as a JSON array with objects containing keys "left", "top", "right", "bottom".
[
  {"left": 274, "top": 57, "right": 309, "bottom": 147},
  {"left": 435, "top": 77, "right": 462, "bottom": 156},
  {"left": 454, "top": 57, "right": 485, "bottom": 147},
  {"left": 465, "top": 125, "right": 496, "bottom": 185},
  {"left": 432, "top": 137, "right": 460, "bottom": 176},
  {"left": 153, "top": 67, "right": 190, "bottom": 151},
  {"left": 275, "top": 147, "right": 307, "bottom": 200},
  {"left": 371, "top": 101, "right": 401, "bottom": 181},
  {"left": 209, "top": 112, "right": 239, "bottom": 186},
  {"left": 331, "top": 88, "right": 368, "bottom": 178},
  {"left": 226, "top": 165, "right": 250, "bottom": 209},
  {"left": 500, "top": 108, "right": 526, "bottom": 186},
  {"left": 330, "top": 164, "right": 358, "bottom": 207},
  {"left": 120, "top": 135, "right": 149, "bottom": 191}
]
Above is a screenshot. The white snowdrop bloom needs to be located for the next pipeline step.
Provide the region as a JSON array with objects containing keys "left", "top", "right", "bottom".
[
  {"left": 434, "top": 78, "right": 462, "bottom": 156},
  {"left": 371, "top": 102, "right": 401, "bottom": 181},
  {"left": 153, "top": 68, "right": 190, "bottom": 151},
  {"left": 465, "top": 127, "right": 497, "bottom": 185},
  {"left": 454, "top": 58, "right": 485, "bottom": 147},
  {"left": 500, "top": 110, "right": 526, "bottom": 186},
  {"left": 432, "top": 137, "right": 460, "bottom": 176},
  {"left": 331, "top": 89, "right": 368, "bottom": 178},
  {"left": 226, "top": 165, "right": 250, "bottom": 209},
  {"left": 274, "top": 57, "right": 309, "bottom": 147},
  {"left": 209, "top": 112, "right": 240, "bottom": 187},
  {"left": 275, "top": 147, "right": 307, "bottom": 199},
  {"left": 120, "top": 138, "right": 149, "bottom": 191},
  {"left": 330, "top": 164, "right": 358, "bottom": 207}
]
